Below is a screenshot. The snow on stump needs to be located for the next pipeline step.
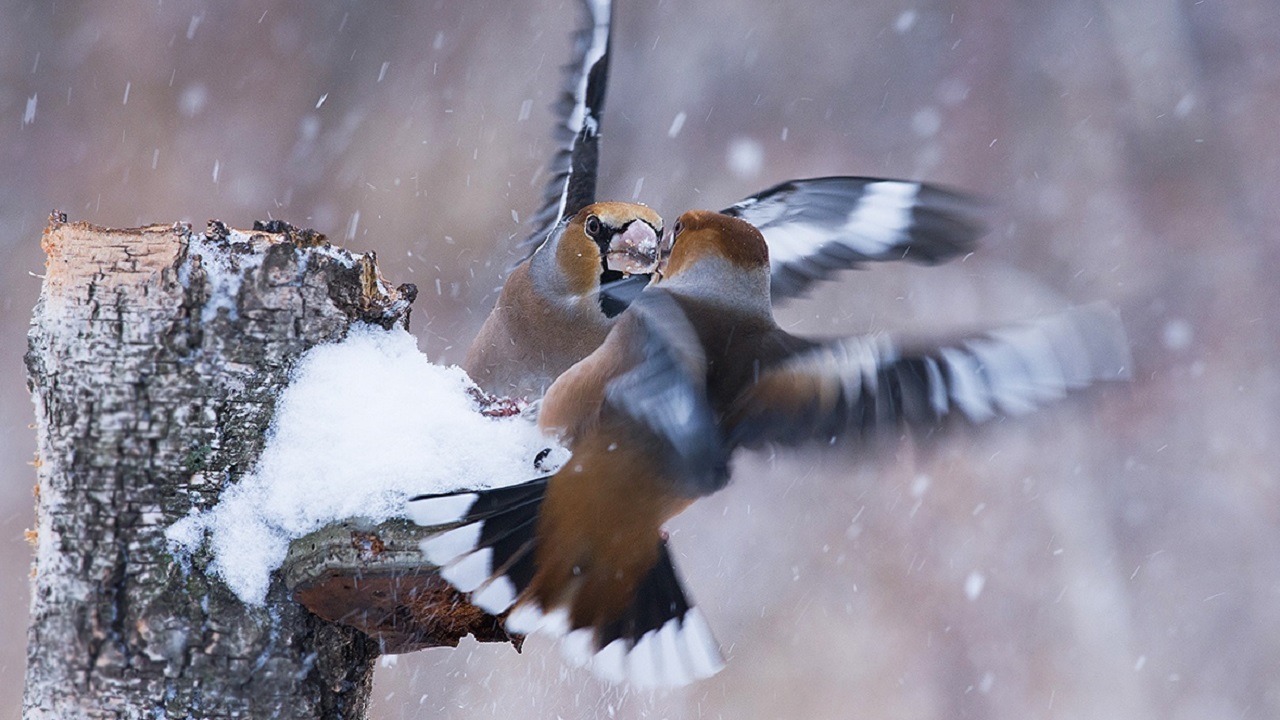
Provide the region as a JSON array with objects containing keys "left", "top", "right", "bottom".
[{"left": 23, "top": 213, "right": 509, "bottom": 719}]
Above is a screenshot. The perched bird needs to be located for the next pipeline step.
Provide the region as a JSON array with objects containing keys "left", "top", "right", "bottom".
[
  {"left": 463, "top": 0, "right": 987, "bottom": 398},
  {"left": 463, "top": 201, "right": 664, "bottom": 398},
  {"left": 413, "top": 210, "right": 1132, "bottom": 687},
  {"left": 462, "top": 0, "right": 656, "bottom": 398}
]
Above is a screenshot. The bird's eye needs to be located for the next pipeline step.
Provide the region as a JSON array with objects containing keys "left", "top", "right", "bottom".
[{"left": 584, "top": 215, "right": 602, "bottom": 237}]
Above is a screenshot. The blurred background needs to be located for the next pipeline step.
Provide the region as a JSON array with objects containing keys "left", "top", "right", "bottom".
[{"left": 2, "top": 0, "right": 1278, "bottom": 717}]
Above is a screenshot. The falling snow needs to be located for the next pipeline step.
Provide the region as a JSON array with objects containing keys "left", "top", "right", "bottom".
[
  {"left": 726, "top": 136, "right": 764, "bottom": 179},
  {"left": 1162, "top": 318, "right": 1193, "bottom": 351},
  {"left": 965, "top": 571, "right": 986, "bottom": 601},
  {"left": 667, "top": 111, "right": 687, "bottom": 139},
  {"left": 895, "top": 10, "right": 918, "bottom": 33},
  {"left": 3, "top": 2, "right": 1277, "bottom": 717}
]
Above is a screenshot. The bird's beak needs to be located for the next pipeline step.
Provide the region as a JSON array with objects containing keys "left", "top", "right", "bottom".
[
  {"left": 605, "top": 221, "right": 661, "bottom": 276},
  {"left": 653, "top": 227, "right": 675, "bottom": 281}
]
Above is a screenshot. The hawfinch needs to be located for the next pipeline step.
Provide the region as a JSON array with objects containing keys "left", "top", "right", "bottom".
[
  {"left": 414, "top": 210, "right": 1131, "bottom": 687},
  {"left": 463, "top": 0, "right": 986, "bottom": 398},
  {"left": 462, "top": 0, "right": 645, "bottom": 398},
  {"left": 463, "top": 202, "right": 665, "bottom": 398}
]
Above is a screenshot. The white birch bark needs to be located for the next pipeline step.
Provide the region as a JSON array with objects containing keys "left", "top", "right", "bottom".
[{"left": 24, "top": 215, "right": 416, "bottom": 719}]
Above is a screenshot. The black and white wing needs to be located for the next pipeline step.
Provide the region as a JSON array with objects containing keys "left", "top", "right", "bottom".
[
  {"left": 727, "top": 303, "right": 1131, "bottom": 449},
  {"left": 411, "top": 476, "right": 725, "bottom": 689},
  {"left": 571, "top": 540, "right": 724, "bottom": 687},
  {"left": 720, "top": 176, "right": 987, "bottom": 301},
  {"left": 516, "top": 0, "right": 613, "bottom": 263}
]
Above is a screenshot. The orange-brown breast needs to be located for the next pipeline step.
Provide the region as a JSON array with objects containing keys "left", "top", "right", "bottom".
[
  {"left": 463, "top": 261, "right": 613, "bottom": 396},
  {"left": 536, "top": 312, "right": 635, "bottom": 440},
  {"left": 529, "top": 422, "right": 695, "bottom": 630}
]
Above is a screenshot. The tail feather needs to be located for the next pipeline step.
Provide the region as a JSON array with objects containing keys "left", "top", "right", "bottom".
[{"left": 598, "top": 540, "right": 689, "bottom": 648}]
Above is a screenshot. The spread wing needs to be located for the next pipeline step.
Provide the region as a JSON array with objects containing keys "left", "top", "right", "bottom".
[
  {"left": 516, "top": 0, "right": 613, "bottom": 264},
  {"left": 720, "top": 176, "right": 987, "bottom": 301},
  {"left": 603, "top": 291, "right": 728, "bottom": 496},
  {"left": 727, "top": 303, "right": 1131, "bottom": 449}
]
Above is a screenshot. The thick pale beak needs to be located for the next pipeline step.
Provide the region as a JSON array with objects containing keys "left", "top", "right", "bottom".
[{"left": 605, "top": 222, "right": 661, "bottom": 275}]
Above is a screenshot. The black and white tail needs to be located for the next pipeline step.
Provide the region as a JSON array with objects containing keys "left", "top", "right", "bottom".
[{"left": 407, "top": 479, "right": 724, "bottom": 687}]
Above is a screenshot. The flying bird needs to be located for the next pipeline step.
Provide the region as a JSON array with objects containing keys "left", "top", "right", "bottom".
[
  {"left": 414, "top": 210, "right": 1132, "bottom": 687},
  {"left": 463, "top": 0, "right": 986, "bottom": 399}
]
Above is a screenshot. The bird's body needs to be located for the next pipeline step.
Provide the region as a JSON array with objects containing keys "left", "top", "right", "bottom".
[
  {"left": 414, "top": 209, "right": 1132, "bottom": 687},
  {"left": 462, "top": 260, "right": 608, "bottom": 397},
  {"left": 528, "top": 425, "right": 694, "bottom": 630}
]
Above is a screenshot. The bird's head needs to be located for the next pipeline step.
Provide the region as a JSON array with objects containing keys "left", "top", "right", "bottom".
[
  {"left": 657, "top": 210, "right": 771, "bottom": 310},
  {"left": 554, "top": 202, "right": 663, "bottom": 295}
]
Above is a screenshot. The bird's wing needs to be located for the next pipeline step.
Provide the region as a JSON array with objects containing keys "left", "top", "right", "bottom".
[
  {"left": 727, "top": 303, "right": 1132, "bottom": 448},
  {"left": 515, "top": 0, "right": 613, "bottom": 265},
  {"left": 580, "top": 539, "right": 724, "bottom": 687},
  {"left": 414, "top": 480, "right": 724, "bottom": 687},
  {"left": 720, "top": 176, "right": 987, "bottom": 300},
  {"left": 603, "top": 291, "right": 728, "bottom": 495},
  {"left": 409, "top": 479, "right": 548, "bottom": 608}
]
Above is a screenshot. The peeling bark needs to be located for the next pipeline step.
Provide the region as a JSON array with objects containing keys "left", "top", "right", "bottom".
[{"left": 24, "top": 214, "right": 415, "bottom": 719}]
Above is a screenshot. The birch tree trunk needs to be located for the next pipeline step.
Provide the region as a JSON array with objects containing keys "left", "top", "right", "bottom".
[{"left": 24, "top": 214, "right": 417, "bottom": 719}]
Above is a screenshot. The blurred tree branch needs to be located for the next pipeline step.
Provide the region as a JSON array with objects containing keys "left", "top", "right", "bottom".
[{"left": 23, "top": 215, "right": 417, "bottom": 719}]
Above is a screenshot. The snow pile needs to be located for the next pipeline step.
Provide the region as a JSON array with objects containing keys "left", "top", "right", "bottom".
[{"left": 167, "top": 323, "right": 556, "bottom": 604}]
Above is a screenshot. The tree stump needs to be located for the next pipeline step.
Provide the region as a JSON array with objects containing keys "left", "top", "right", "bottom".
[{"left": 23, "top": 214, "right": 417, "bottom": 719}]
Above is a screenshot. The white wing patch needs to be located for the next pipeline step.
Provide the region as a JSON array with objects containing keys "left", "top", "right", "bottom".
[
  {"left": 841, "top": 180, "right": 919, "bottom": 254},
  {"left": 760, "top": 180, "right": 920, "bottom": 267},
  {"left": 439, "top": 547, "right": 493, "bottom": 593},
  {"left": 502, "top": 599, "right": 725, "bottom": 688},
  {"left": 722, "top": 176, "right": 983, "bottom": 301},
  {"left": 406, "top": 492, "right": 478, "bottom": 527},
  {"left": 506, "top": 602, "right": 569, "bottom": 636},
  {"left": 470, "top": 575, "right": 518, "bottom": 614},
  {"left": 937, "top": 304, "right": 1131, "bottom": 423},
  {"left": 938, "top": 346, "right": 996, "bottom": 422},
  {"left": 762, "top": 222, "right": 834, "bottom": 267},
  {"left": 419, "top": 522, "right": 482, "bottom": 565},
  {"left": 585, "top": 609, "right": 724, "bottom": 688},
  {"left": 552, "top": 0, "right": 612, "bottom": 224}
]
